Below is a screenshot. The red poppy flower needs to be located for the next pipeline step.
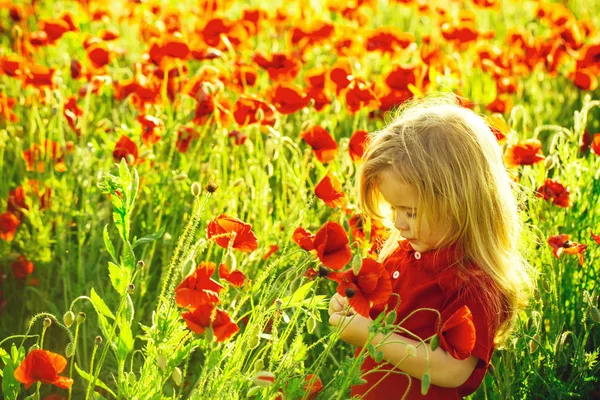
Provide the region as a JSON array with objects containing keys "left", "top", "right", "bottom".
[
  {"left": 181, "top": 304, "right": 239, "bottom": 342},
  {"left": 591, "top": 231, "right": 600, "bottom": 245},
  {"left": 344, "top": 77, "right": 380, "bottom": 115},
  {"left": 385, "top": 64, "right": 417, "bottom": 91},
  {"left": 262, "top": 244, "right": 279, "bottom": 260},
  {"left": 0, "top": 54, "right": 24, "bottom": 77},
  {"left": 63, "top": 95, "right": 83, "bottom": 134},
  {"left": 348, "top": 130, "right": 369, "bottom": 163},
  {"left": 591, "top": 134, "right": 600, "bottom": 156},
  {"left": 175, "top": 261, "right": 223, "bottom": 309},
  {"left": 486, "top": 95, "right": 513, "bottom": 114},
  {"left": 11, "top": 255, "right": 34, "bottom": 280},
  {"left": 536, "top": 179, "right": 572, "bottom": 208},
  {"left": 366, "top": 27, "right": 414, "bottom": 54},
  {"left": 252, "top": 52, "right": 302, "bottom": 82},
  {"left": 303, "top": 374, "right": 324, "bottom": 400},
  {"left": 218, "top": 263, "right": 246, "bottom": 287},
  {"left": 0, "top": 211, "right": 21, "bottom": 242},
  {"left": 138, "top": 115, "right": 164, "bottom": 147},
  {"left": 14, "top": 349, "right": 74, "bottom": 389},
  {"left": 233, "top": 96, "right": 277, "bottom": 126},
  {"left": 293, "top": 227, "right": 315, "bottom": 251},
  {"left": 7, "top": 186, "right": 28, "bottom": 216},
  {"left": 300, "top": 125, "right": 338, "bottom": 164},
  {"left": 87, "top": 42, "right": 111, "bottom": 69},
  {"left": 548, "top": 234, "right": 587, "bottom": 266},
  {"left": 328, "top": 258, "right": 391, "bottom": 317},
  {"left": 40, "top": 19, "right": 70, "bottom": 43},
  {"left": 207, "top": 214, "right": 259, "bottom": 253},
  {"left": 570, "top": 69, "right": 598, "bottom": 91},
  {"left": 271, "top": 84, "right": 310, "bottom": 114},
  {"left": 348, "top": 214, "right": 366, "bottom": 243},
  {"left": 313, "top": 222, "right": 352, "bottom": 270},
  {"left": 328, "top": 59, "right": 352, "bottom": 95},
  {"left": 503, "top": 139, "right": 545, "bottom": 167},
  {"left": 437, "top": 305, "right": 476, "bottom": 360},
  {"left": 113, "top": 135, "right": 139, "bottom": 165},
  {"left": 315, "top": 173, "right": 345, "bottom": 208},
  {"left": 23, "top": 140, "right": 66, "bottom": 173},
  {"left": 24, "top": 63, "right": 56, "bottom": 88},
  {"left": 0, "top": 93, "right": 19, "bottom": 123}
]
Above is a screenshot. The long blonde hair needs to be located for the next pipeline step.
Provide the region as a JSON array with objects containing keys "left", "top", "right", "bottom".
[{"left": 358, "top": 94, "right": 533, "bottom": 344}]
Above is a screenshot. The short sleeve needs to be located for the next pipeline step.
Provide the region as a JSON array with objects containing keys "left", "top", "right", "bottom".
[{"left": 438, "top": 276, "right": 500, "bottom": 396}]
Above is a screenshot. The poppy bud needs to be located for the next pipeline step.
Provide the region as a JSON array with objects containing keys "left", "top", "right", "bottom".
[
  {"left": 247, "top": 325, "right": 261, "bottom": 349},
  {"left": 384, "top": 310, "right": 397, "bottom": 326},
  {"left": 430, "top": 334, "right": 440, "bottom": 352},
  {"left": 157, "top": 353, "right": 167, "bottom": 370},
  {"left": 274, "top": 298, "right": 283, "bottom": 310},
  {"left": 529, "top": 334, "right": 540, "bottom": 353},
  {"left": 351, "top": 254, "right": 362, "bottom": 275},
  {"left": 306, "top": 315, "right": 317, "bottom": 333},
  {"left": 43, "top": 317, "right": 52, "bottom": 328},
  {"left": 225, "top": 251, "right": 237, "bottom": 271},
  {"left": 345, "top": 287, "right": 356, "bottom": 298},
  {"left": 137, "top": 260, "right": 145, "bottom": 269},
  {"left": 76, "top": 312, "right": 86, "bottom": 324},
  {"left": 191, "top": 182, "right": 201, "bottom": 197},
  {"left": 406, "top": 344, "right": 417, "bottom": 357},
  {"left": 590, "top": 306, "right": 600, "bottom": 324},
  {"left": 65, "top": 342, "right": 75, "bottom": 358},
  {"left": 172, "top": 367, "right": 182, "bottom": 386},
  {"left": 253, "top": 371, "right": 275, "bottom": 387},
  {"left": 374, "top": 350, "right": 384, "bottom": 363},
  {"left": 253, "top": 359, "right": 264, "bottom": 373},
  {"left": 127, "top": 372, "right": 136, "bottom": 386},
  {"left": 205, "top": 182, "right": 219, "bottom": 193},
  {"left": 421, "top": 373, "right": 431, "bottom": 395},
  {"left": 127, "top": 283, "right": 135, "bottom": 294},
  {"left": 126, "top": 154, "right": 135, "bottom": 165},
  {"left": 318, "top": 265, "right": 331, "bottom": 278},
  {"left": 95, "top": 335, "right": 103, "bottom": 346},
  {"left": 174, "top": 171, "right": 187, "bottom": 181},
  {"left": 63, "top": 311, "right": 75, "bottom": 328}
]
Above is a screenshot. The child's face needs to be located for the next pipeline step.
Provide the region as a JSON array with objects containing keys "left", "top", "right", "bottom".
[{"left": 377, "top": 169, "right": 452, "bottom": 253}]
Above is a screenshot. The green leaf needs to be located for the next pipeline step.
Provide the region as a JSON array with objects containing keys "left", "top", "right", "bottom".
[
  {"left": 117, "top": 317, "right": 134, "bottom": 360},
  {"left": 108, "top": 262, "right": 129, "bottom": 295},
  {"left": 90, "top": 288, "right": 115, "bottom": 320},
  {"left": 129, "top": 168, "right": 139, "bottom": 209},
  {"left": 0, "top": 347, "right": 10, "bottom": 365},
  {"left": 123, "top": 294, "right": 135, "bottom": 325},
  {"left": 421, "top": 372, "right": 431, "bottom": 395},
  {"left": 74, "top": 363, "right": 117, "bottom": 398},
  {"left": 103, "top": 225, "right": 118, "bottom": 264},
  {"left": 121, "top": 241, "right": 136, "bottom": 271},
  {"left": 1, "top": 360, "right": 19, "bottom": 400},
  {"left": 132, "top": 225, "right": 166, "bottom": 249}
]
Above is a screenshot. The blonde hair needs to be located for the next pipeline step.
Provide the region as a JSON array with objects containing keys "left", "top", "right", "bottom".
[{"left": 358, "top": 94, "right": 533, "bottom": 344}]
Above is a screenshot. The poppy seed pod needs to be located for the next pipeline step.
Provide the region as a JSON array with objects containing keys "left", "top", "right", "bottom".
[
  {"left": 590, "top": 306, "right": 600, "bottom": 324},
  {"left": 43, "top": 317, "right": 52, "bottom": 328},
  {"left": 76, "top": 312, "right": 86, "bottom": 324},
  {"left": 94, "top": 336, "right": 103, "bottom": 346},
  {"left": 191, "top": 182, "right": 201, "bottom": 197},
  {"left": 318, "top": 265, "right": 331, "bottom": 278},
  {"left": 63, "top": 311, "right": 75, "bottom": 328},
  {"left": 253, "top": 371, "right": 275, "bottom": 387},
  {"left": 205, "top": 182, "right": 219, "bottom": 193}
]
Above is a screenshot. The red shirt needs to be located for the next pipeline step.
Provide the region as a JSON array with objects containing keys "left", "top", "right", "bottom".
[{"left": 351, "top": 240, "right": 499, "bottom": 400}]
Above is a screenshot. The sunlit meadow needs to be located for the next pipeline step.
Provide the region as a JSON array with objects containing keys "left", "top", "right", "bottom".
[{"left": 1, "top": 0, "right": 600, "bottom": 399}]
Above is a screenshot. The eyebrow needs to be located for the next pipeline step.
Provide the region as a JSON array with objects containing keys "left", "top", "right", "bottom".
[{"left": 394, "top": 205, "right": 417, "bottom": 210}]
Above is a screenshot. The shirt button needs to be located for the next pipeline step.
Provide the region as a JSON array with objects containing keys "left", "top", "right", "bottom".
[
  {"left": 392, "top": 271, "right": 400, "bottom": 279},
  {"left": 414, "top": 252, "right": 422, "bottom": 260}
]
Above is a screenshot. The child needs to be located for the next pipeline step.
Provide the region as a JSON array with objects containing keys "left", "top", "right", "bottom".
[{"left": 328, "top": 94, "right": 533, "bottom": 399}]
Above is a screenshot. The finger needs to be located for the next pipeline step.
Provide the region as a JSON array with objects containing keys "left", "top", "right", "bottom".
[{"left": 329, "top": 312, "right": 344, "bottom": 327}]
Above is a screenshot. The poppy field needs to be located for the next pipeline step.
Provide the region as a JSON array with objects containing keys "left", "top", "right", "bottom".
[{"left": 1, "top": 0, "right": 600, "bottom": 399}]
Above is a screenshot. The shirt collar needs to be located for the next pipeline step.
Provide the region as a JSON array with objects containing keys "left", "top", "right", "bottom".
[{"left": 390, "top": 240, "right": 463, "bottom": 272}]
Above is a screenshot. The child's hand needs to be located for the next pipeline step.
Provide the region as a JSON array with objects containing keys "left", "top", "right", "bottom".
[{"left": 328, "top": 293, "right": 353, "bottom": 317}]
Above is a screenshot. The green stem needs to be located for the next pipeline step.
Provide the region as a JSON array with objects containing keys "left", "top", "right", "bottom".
[
  {"left": 68, "top": 322, "right": 81, "bottom": 400},
  {"left": 84, "top": 342, "right": 101, "bottom": 400}
]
